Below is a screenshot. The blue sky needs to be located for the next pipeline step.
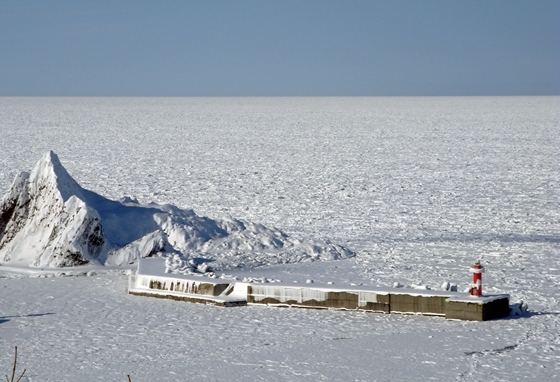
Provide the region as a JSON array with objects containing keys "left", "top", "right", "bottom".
[{"left": 0, "top": 1, "right": 558, "bottom": 96}]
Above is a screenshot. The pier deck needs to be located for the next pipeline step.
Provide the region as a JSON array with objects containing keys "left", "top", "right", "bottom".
[{"left": 129, "top": 259, "right": 510, "bottom": 321}]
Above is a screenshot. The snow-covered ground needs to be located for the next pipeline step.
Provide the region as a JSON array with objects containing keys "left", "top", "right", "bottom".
[{"left": 1, "top": 97, "right": 559, "bottom": 380}]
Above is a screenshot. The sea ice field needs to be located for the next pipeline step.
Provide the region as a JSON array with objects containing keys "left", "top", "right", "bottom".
[{"left": 1, "top": 96, "right": 559, "bottom": 381}]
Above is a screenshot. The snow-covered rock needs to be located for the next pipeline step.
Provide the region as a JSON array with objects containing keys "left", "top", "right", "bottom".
[
  {"left": 0, "top": 151, "right": 104, "bottom": 267},
  {"left": 0, "top": 151, "right": 354, "bottom": 269}
]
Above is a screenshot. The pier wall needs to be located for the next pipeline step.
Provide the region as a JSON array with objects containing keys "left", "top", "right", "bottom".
[
  {"left": 245, "top": 284, "right": 509, "bottom": 321},
  {"left": 128, "top": 262, "right": 510, "bottom": 321},
  {"left": 128, "top": 272, "right": 246, "bottom": 307}
]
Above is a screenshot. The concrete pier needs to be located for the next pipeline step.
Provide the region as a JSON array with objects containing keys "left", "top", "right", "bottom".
[
  {"left": 128, "top": 258, "right": 510, "bottom": 321},
  {"left": 245, "top": 283, "right": 509, "bottom": 321},
  {"left": 445, "top": 295, "right": 511, "bottom": 321},
  {"left": 127, "top": 259, "right": 247, "bottom": 307}
]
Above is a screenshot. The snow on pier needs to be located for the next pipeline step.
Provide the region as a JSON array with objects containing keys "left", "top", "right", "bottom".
[
  {"left": 127, "top": 258, "right": 246, "bottom": 306},
  {"left": 129, "top": 258, "right": 510, "bottom": 321}
]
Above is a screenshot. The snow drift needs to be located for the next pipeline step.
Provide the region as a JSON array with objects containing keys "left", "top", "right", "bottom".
[{"left": 0, "top": 151, "right": 353, "bottom": 269}]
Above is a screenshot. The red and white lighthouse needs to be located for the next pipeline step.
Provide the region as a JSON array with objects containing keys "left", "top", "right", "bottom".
[{"left": 470, "top": 260, "right": 484, "bottom": 296}]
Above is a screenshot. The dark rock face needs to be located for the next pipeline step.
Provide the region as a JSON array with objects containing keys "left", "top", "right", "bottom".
[{"left": 0, "top": 172, "right": 31, "bottom": 251}]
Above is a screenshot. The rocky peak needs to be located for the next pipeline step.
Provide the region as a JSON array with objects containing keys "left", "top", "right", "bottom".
[
  {"left": 0, "top": 151, "right": 354, "bottom": 269},
  {"left": 28, "top": 150, "right": 85, "bottom": 203}
]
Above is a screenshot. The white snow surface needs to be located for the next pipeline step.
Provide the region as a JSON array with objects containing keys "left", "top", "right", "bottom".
[{"left": 0, "top": 97, "right": 559, "bottom": 381}]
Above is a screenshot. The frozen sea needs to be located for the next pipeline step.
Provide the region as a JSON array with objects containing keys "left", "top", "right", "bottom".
[{"left": 0, "top": 97, "right": 559, "bottom": 381}]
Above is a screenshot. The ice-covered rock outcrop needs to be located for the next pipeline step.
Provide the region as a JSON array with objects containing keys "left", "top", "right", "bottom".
[
  {"left": 0, "top": 151, "right": 353, "bottom": 269},
  {"left": 0, "top": 151, "right": 104, "bottom": 267}
]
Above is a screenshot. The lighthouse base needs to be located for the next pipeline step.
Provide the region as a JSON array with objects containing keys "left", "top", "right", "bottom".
[{"left": 445, "top": 295, "right": 510, "bottom": 321}]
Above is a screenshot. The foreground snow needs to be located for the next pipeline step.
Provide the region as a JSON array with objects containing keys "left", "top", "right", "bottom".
[
  {"left": 0, "top": 272, "right": 557, "bottom": 381},
  {"left": 0, "top": 97, "right": 559, "bottom": 380}
]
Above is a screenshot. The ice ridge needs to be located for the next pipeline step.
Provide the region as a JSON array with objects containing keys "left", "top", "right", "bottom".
[{"left": 0, "top": 152, "right": 354, "bottom": 269}]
